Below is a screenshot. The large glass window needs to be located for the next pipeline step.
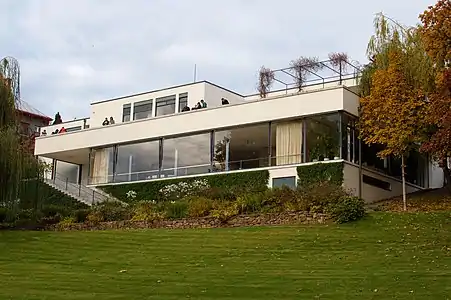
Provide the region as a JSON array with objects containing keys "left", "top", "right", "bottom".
[
  {"left": 133, "top": 100, "right": 152, "bottom": 120},
  {"left": 162, "top": 133, "right": 211, "bottom": 177},
  {"left": 156, "top": 95, "right": 176, "bottom": 117},
  {"left": 178, "top": 93, "right": 188, "bottom": 112},
  {"left": 305, "top": 113, "right": 341, "bottom": 162},
  {"left": 342, "top": 113, "right": 358, "bottom": 163},
  {"left": 122, "top": 104, "right": 131, "bottom": 122},
  {"left": 89, "top": 147, "right": 114, "bottom": 184},
  {"left": 270, "top": 120, "right": 303, "bottom": 166},
  {"left": 115, "top": 140, "right": 160, "bottom": 182},
  {"left": 214, "top": 123, "right": 270, "bottom": 172}
]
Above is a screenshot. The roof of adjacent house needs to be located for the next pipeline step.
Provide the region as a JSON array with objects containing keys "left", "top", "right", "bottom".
[{"left": 15, "top": 99, "right": 52, "bottom": 121}]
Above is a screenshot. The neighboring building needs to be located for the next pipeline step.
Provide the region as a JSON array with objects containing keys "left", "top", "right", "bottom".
[
  {"left": 34, "top": 59, "right": 444, "bottom": 202},
  {"left": 15, "top": 100, "right": 52, "bottom": 153}
]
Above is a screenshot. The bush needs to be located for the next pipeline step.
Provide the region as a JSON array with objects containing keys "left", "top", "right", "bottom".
[
  {"left": 14, "top": 209, "right": 43, "bottom": 228},
  {"left": 72, "top": 209, "right": 91, "bottom": 223},
  {"left": 187, "top": 197, "right": 214, "bottom": 217},
  {"left": 235, "top": 193, "right": 265, "bottom": 214},
  {"left": 0, "top": 207, "right": 9, "bottom": 223},
  {"left": 90, "top": 202, "right": 131, "bottom": 222},
  {"left": 197, "top": 187, "right": 237, "bottom": 201},
  {"left": 211, "top": 202, "right": 239, "bottom": 223},
  {"left": 298, "top": 182, "right": 349, "bottom": 213},
  {"left": 41, "top": 205, "right": 70, "bottom": 218},
  {"left": 165, "top": 201, "right": 188, "bottom": 219},
  {"left": 326, "top": 196, "right": 365, "bottom": 224},
  {"left": 100, "top": 170, "right": 269, "bottom": 203},
  {"left": 262, "top": 187, "right": 300, "bottom": 212},
  {"left": 131, "top": 201, "right": 165, "bottom": 222}
]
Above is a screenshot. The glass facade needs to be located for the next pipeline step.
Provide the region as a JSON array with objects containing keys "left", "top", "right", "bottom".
[
  {"left": 88, "top": 111, "right": 428, "bottom": 187},
  {"left": 214, "top": 123, "right": 269, "bottom": 171},
  {"left": 162, "top": 133, "right": 211, "bottom": 177}
]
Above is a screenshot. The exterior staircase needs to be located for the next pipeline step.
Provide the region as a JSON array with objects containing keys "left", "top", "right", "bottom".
[{"left": 44, "top": 173, "right": 120, "bottom": 206}]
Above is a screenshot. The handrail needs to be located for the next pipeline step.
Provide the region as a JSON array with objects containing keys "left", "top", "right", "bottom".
[{"left": 50, "top": 172, "right": 109, "bottom": 205}]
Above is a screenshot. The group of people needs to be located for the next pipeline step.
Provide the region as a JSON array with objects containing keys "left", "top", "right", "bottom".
[
  {"left": 180, "top": 97, "right": 229, "bottom": 112},
  {"left": 40, "top": 127, "right": 66, "bottom": 136},
  {"left": 102, "top": 117, "right": 115, "bottom": 126}
]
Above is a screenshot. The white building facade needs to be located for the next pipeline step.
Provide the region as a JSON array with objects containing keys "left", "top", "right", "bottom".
[{"left": 35, "top": 60, "right": 443, "bottom": 202}]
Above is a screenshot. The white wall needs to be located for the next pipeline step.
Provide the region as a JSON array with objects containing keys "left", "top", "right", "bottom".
[
  {"left": 36, "top": 87, "right": 355, "bottom": 157},
  {"left": 343, "top": 162, "right": 421, "bottom": 203},
  {"left": 90, "top": 82, "right": 206, "bottom": 128},
  {"left": 204, "top": 82, "right": 244, "bottom": 107},
  {"left": 429, "top": 160, "right": 444, "bottom": 189}
]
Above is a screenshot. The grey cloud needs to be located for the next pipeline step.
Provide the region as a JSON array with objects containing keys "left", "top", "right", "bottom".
[{"left": 1, "top": 0, "right": 432, "bottom": 120}]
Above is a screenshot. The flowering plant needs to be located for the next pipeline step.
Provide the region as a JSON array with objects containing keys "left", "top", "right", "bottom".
[{"left": 159, "top": 179, "right": 210, "bottom": 201}]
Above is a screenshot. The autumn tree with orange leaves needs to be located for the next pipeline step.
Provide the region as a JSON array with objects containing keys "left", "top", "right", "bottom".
[
  {"left": 419, "top": 0, "right": 451, "bottom": 187},
  {"left": 360, "top": 50, "right": 426, "bottom": 211}
]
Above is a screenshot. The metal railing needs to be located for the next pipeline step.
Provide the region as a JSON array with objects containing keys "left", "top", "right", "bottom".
[
  {"left": 88, "top": 154, "right": 342, "bottom": 185},
  {"left": 47, "top": 172, "right": 110, "bottom": 205}
]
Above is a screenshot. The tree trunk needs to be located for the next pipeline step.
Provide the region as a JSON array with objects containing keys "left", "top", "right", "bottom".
[
  {"left": 401, "top": 155, "right": 407, "bottom": 211},
  {"left": 440, "top": 158, "right": 451, "bottom": 193}
]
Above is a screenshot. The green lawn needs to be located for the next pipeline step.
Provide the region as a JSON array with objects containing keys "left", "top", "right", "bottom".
[{"left": 1, "top": 213, "right": 451, "bottom": 299}]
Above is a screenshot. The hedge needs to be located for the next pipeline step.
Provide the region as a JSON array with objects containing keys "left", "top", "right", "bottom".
[
  {"left": 100, "top": 170, "right": 270, "bottom": 202},
  {"left": 19, "top": 180, "right": 89, "bottom": 210},
  {"left": 297, "top": 162, "right": 344, "bottom": 187}
]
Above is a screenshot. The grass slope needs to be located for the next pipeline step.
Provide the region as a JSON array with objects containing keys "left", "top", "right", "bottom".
[{"left": 1, "top": 213, "right": 451, "bottom": 299}]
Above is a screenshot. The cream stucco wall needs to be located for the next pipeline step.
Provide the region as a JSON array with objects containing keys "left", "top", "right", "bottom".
[{"left": 35, "top": 87, "right": 354, "bottom": 157}]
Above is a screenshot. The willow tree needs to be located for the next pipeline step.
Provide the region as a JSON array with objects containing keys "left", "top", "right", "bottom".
[
  {"left": 0, "top": 75, "right": 24, "bottom": 207},
  {"left": 359, "top": 13, "right": 433, "bottom": 210}
]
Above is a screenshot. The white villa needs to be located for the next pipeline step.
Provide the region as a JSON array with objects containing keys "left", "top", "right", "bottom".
[{"left": 35, "top": 59, "right": 444, "bottom": 203}]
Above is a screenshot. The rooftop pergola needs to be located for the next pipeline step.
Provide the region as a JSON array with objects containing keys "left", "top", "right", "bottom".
[{"left": 269, "top": 58, "right": 362, "bottom": 92}]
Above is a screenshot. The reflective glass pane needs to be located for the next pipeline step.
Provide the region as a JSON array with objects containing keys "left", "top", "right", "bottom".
[
  {"left": 162, "top": 133, "right": 211, "bottom": 177},
  {"left": 115, "top": 140, "right": 160, "bottom": 182}
]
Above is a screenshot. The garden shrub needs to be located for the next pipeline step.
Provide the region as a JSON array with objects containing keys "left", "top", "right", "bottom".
[
  {"left": 165, "top": 201, "right": 189, "bottom": 219},
  {"left": 57, "top": 216, "right": 76, "bottom": 229},
  {"left": 131, "top": 201, "right": 165, "bottom": 222},
  {"left": 90, "top": 202, "right": 131, "bottom": 222},
  {"left": 0, "top": 207, "right": 8, "bottom": 223},
  {"left": 197, "top": 187, "right": 237, "bottom": 201},
  {"left": 13, "top": 209, "right": 43, "bottom": 228},
  {"left": 297, "top": 162, "right": 344, "bottom": 187},
  {"left": 187, "top": 197, "right": 214, "bottom": 217},
  {"left": 235, "top": 193, "right": 265, "bottom": 214},
  {"left": 326, "top": 196, "right": 365, "bottom": 223},
  {"left": 100, "top": 170, "right": 269, "bottom": 203},
  {"left": 298, "top": 182, "right": 349, "bottom": 213},
  {"left": 159, "top": 179, "right": 210, "bottom": 201},
  {"left": 211, "top": 202, "right": 239, "bottom": 223},
  {"left": 72, "top": 209, "right": 91, "bottom": 223}
]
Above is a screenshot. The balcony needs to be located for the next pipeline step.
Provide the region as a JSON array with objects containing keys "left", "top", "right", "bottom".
[{"left": 35, "top": 86, "right": 359, "bottom": 160}]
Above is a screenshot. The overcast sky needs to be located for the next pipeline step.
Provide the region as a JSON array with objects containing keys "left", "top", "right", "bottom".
[{"left": 1, "top": 0, "right": 433, "bottom": 121}]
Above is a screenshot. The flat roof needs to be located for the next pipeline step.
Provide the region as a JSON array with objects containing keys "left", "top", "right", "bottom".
[{"left": 90, "top": 80, "right": 244, "bottom": 105}]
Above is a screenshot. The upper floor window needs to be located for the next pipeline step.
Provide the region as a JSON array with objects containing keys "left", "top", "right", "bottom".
[
  {"left": 133, "top": 100, "right": 152, "bottom": 120},
  {"left": 122, "top": 104, "right": 131, "bottom": 122},
  {"left": 156, "top": 95, "right": 176, "bottom": 117},
  {"left": 178, "top": 93, "right": 188, "bottom": 112}
]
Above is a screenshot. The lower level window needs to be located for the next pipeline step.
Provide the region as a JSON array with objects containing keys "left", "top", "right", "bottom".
[{"left": 272, "top": 176, "right": 296, "bottom": 189}]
